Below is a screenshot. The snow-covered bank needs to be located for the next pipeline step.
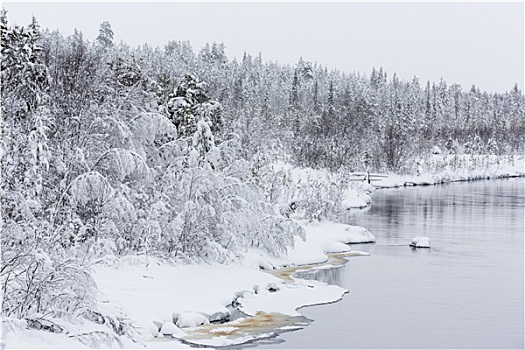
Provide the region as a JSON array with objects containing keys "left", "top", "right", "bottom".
[
  {"left": 91, "top": 221, "right": 373, "bottom": 347},
  {"left": 243, "top": 221, "right": 375, "bottom": 268},
  {"left": 266, "top": 161, "right": 377, "bottom": 218},
  {"left": 93, "top": 259, "right": 299, "bottom": 348},
  {"left": 372, "top": 154, "right": 524, "bottom": 188},
  {"left": 2, "top": 154, "right": 375, "bottom": 349},
  {"left": 2, "top": 221, "right": 372, "bottom": 349}
]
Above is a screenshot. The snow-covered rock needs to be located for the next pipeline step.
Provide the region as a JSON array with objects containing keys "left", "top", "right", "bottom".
[
  {"left": 206, "top": 310, "right": 231, "bottom": 323},
  {"left": 410, "top": 236, "right": 430, "bottom": 248},
  {"left": 175, "top": 312, "right": 210, "bottom": 328},
  {"left": 149, "top": 321, "right": 160, "bottom": 337},
  {"left": 160, "top": 321, "right": 185, "bottom": 336}
]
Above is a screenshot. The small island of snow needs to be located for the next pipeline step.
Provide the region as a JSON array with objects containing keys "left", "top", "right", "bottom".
[{"left": 410, "top": 236, "right": 431, "bottom": 248}]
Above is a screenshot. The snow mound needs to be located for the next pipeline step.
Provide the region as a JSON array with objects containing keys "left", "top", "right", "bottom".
[
  {"left": 283, "top": 235, "right": 330, "bottom": 265},
  {"left": 261, "top": 221, "right": 376, "bottom": 267},
  {"left": 175, "top": 312, "right": 210, "bottom": 328},
  {"left": 342, "top": 225, "right": 376, "bottom": 244},
  {"left": 242, "top": 221, "right": 375, "bottom": 269},
  {"left": 306, "top": 222, "right": 376, "bottom": 245},
  {"left": 359, "top": 182, "right": 376, "bottom": 194},
  {"left": 410, "top": 236, "right": 430, "bottom": 248},
  {"left": 341, "top": 187, "right": 372, "bottom": 209}
]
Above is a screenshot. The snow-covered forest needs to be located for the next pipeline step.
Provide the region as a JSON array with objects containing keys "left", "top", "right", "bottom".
[{"left": 1, "top": 13, "right": 524, "bottom": 347}]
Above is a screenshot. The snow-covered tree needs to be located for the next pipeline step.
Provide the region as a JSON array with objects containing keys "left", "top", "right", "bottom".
[{"left": 96, "top": 21, "right": 114, "bottom": 47}]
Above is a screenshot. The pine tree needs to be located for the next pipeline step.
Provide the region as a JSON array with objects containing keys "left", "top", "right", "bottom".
[
  {"left": 327, "top": 80, "right": 335, "bottom": 118},
  {"left": 167, "top": 75, "right": 220, "bottom": 138},
  {"left": 96, "top": 21, "right": 114, "bottom": 47}
]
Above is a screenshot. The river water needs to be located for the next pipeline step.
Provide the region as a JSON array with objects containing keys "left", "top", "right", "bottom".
[{"left": 259, "top": 178, "right": 524, "bottom": 349}]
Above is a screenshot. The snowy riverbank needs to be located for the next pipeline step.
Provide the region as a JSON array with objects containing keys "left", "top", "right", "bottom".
[
  {"left": 372, "top": 154, "right": 524, "bottom": 188},
  {"left": 1, "top": 221, "right": 374, "bottom": 349}
]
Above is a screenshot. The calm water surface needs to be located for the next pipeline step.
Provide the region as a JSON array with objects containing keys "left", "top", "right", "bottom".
[{"left": 260, "top": 178, "right": 524, "bottom": 349}]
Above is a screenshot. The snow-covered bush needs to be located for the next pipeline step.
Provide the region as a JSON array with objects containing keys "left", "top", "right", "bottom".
[
  {"left": 254, "top": 162, "right": 351, "bottom": 222},
  {"left": 1, "top": 227, "right": 97, "bottom": 319},
  {"left": 153, "top": 134, "right": 303, "bottom": 262}
]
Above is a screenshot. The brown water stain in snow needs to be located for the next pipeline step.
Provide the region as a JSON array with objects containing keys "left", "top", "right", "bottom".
[{"left": 182, "top": 311, "right": 305, "bottom": 342}]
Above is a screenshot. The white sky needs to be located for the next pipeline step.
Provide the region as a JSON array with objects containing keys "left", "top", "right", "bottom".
[{"left": 3, "top": 1, "right": 524, "bottom": 94}]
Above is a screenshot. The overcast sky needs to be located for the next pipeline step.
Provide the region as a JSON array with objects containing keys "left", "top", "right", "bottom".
[{"left": 3, "top": 1, "right": 524, "bottom": 93}]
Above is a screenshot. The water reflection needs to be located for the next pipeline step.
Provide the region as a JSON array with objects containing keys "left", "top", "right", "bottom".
[
  {"left": 258, "top": 178, "right": 524, "bottom": 349},
  {"left": 410, "top": 246, "right": 431, "bottom": 254},
  {"left": 345, "top": 179, "right": 525, "bottom": 244},
  {"left": 294, "top": 265, "right": 344, "bottom": 287}
]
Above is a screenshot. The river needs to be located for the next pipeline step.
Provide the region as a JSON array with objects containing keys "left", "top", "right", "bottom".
[{"left": 258, "top": 178, "right": 524, "bottom": 349}]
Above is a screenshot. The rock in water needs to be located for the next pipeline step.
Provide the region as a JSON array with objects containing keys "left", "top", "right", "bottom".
[
  {"left": 410, "top": 236, "right": 430, "bottom": 248},
  {"left": 207, "top": 310, "right": 231, "bottom": 323}
]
